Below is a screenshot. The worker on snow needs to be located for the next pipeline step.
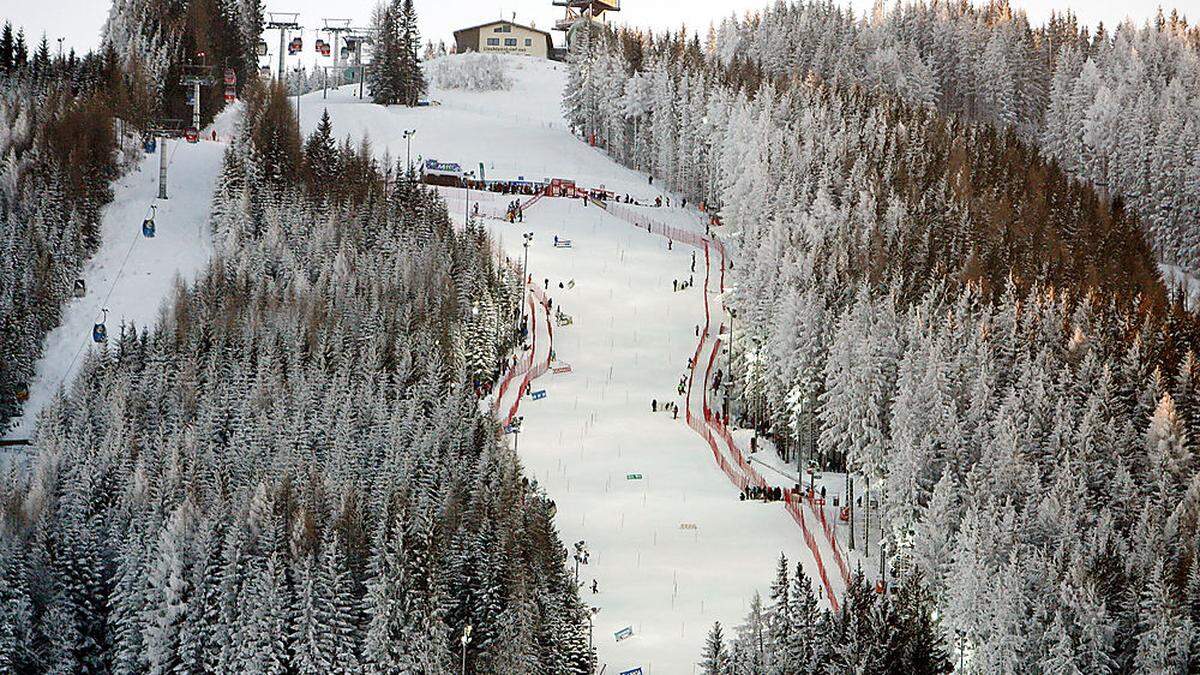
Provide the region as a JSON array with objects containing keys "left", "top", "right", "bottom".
[{"left": 651, "top": 399, "right": 658, "bottom": 413}]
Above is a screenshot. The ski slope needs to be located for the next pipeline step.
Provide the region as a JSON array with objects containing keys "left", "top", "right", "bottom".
[
  {"left": 300, "top": 56, "right": 837, "bottom": 672},
  {"left": 4, "top": 113, "right": 232, "bottom": 444}
]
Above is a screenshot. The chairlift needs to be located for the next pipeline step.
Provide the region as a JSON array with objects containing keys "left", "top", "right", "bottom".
[
  {"left": 142, "top": 205, "right": 156, "bottom": 238},
  {"left": 288, "top": 37, "right": 303, "bottom": 55},
  {"left": 143, "top": 137, "right": 157, "bottom": 154},
  {"left": 73, "top": 279, "right": 86, "bottom": 298},
  {"left": 225, "top": 85, "right": 237, "bottom": 104},
  {"left": 260, "top": 66, "right": 273, "bottom": 78},
  {"left": 93, "top": 309, "right": 109, "bottom": 344},
  {"left": 224, "top": 67, "right": 237, "bottom": 85},
  {"left": 340, "top": 47, "right": 351, "bottom": 60},
  {"left": 257, "top": 41, "right": 269, "bottom": 56},
  {"left": 315, "top": 39, "right": 326, "bottom": 52}
]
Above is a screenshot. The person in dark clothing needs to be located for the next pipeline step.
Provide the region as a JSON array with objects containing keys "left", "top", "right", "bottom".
[
  {"left": 591, "top": 579, "right": 598, "bottom": 594},
  {"left": 651, "top": 399, "right": 657, "bottom": 412},
  {"left": 649, "top": 175, "right": 654, "bottom": 185},
  {"left": 673, "top": 280, "right": 678, "bottom": 292},
  {"left": 691, "top": 252, "right": 696, "bottom": 272}
]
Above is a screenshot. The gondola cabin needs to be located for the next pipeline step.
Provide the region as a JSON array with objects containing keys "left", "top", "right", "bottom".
[
  {"left": 224, "top": 68, "right": 237, "bottom": 85},
  {"left": 185, "top": 128, "right": 199, "bottom": 144},
  {"left": 288, "top": 37, "right": 303, "bottom": 55},
  {"left": 225, "top": 85, "right": 237, "bottom": 103},
  {"left": 257, "top": 41, "right": 269, "bottom": 56},
  {"left": 73, "top": 279, "right": 86, "bottom": 298},
  {"left": 93, "top": 322, "right": 107, "bottom": 343}
]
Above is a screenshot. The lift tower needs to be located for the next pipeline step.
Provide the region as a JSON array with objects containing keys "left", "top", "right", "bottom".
[
  {"left": 322, "top": 18, "right": 354, "bottom": 70},
  {"left": 266, "top": 12, "right": 302, "bottom": 80},
  {"left": 180, "top": 59, "right": 214, "bottom": 134}
]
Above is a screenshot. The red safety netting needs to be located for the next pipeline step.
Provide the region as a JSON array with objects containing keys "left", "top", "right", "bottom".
[{"left": 497, "top": 286, "right": 555, "bottom": 427}]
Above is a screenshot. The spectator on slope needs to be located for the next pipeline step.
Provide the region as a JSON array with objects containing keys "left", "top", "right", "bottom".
[{"left": 652, "top": 399, "right": 657, "bottom": 413}]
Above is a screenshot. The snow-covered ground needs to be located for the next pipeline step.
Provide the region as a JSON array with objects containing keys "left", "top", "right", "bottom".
[
  {"left": 1161, "top": 262, "right": 1200, "bottom": 308},
  {"left": 4, "top": 111, "right": 232, "bottom": 444},
  {"left": 298, "top": 56, "right": 829, "bottom": 672}
]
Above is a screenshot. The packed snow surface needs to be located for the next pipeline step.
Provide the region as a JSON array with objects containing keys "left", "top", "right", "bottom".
[
  {"left": 300, "top": 55, "right": 830, "bottom": 672},
  {"left": 5, "top": 111, "right": 232, "bottom": 442}
]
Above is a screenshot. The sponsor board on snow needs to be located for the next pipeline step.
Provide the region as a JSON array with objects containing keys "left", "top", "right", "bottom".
[
  {"left": 620, "top": 669, "right": 643, "bottom": 675},
  {"left": 614, "top": 626, "right": 634, "bottom": 642},
  {"left": 626, "top": 473, "right": 643, "bottom": 480},
  {"left": 679, "top": 522, "right": 698, "bottom": 530},
  {"left": 531, "top": 390, "right": 547, "bottom": 401},
  {"left": 553, "top": 364, "right": 573, "bottom": 374}
]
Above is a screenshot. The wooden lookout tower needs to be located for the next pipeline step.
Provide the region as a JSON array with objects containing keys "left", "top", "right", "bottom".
[{"left": 553, "top": 0, "right": 621, "bottom": 46}]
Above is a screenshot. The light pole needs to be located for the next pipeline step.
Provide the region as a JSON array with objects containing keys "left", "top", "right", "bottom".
[
  {"left": 403, "top": 129, "right": 417, "bottom": 181},
  {"left": 572, "top": 540, "right": 589, "bottom": 584},
  {"left": 56, "top": 37, "right": 64, "bottom": 61},
  {"left": 460, "top": 624, "right": 472, "bottom": 675},
  {"left": 509, "top": 416, "right": 524, "bottom": 454},
  {"left": 464, "top": 170, "right": 476, "bottom": 225},
  {"left": 520, "top": 232, "right": 534, "bottom": 327}
]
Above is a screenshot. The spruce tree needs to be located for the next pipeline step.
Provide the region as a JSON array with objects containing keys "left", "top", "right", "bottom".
[{"left": 699, "top": 621, "right": 729, "bottom": 674}]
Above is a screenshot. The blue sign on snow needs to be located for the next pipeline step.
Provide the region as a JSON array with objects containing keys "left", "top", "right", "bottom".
[
  {"left": 614, "top": 626, "right": 634, "bottom": 642},
  {"left": 620, "top": 668, "right": 643, "bottom": 675},
  {"left": 531, "top": 390, "right": 547, "bottom": 401}
]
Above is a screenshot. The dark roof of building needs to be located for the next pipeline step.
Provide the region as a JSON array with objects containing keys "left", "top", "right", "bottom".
[{"left": 453, "top": 20, "right": 553, "bottom": 40}]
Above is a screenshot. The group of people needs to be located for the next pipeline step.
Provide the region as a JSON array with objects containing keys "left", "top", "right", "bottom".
[
  {"left": 506, "top": 201, "right": 524, "bottom": 223},
  {"left": 650, "top": 398, "right": 681, "bottom": 420},
  {"left": 740, "top": 485, "right": 786, "bottom": 502},
  {"left": 672, "top": 275, "right": 695, "bottom": 292}
]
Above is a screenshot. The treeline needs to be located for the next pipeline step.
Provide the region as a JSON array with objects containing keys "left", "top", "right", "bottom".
[
  {"left": 103, "top": 0, "right": 263, "bottom": 125},
  {"left": 710, "top": 0, "right": 1200, "bottom": 278},
  {"left": 0, "top": 79, "right": 595, "bottom": 672},
  {"left": 0, "top": 20, "right": 154, "bottom": 431},
  {"left": 567, "top": 5, "right": 1200, "bottom": 672},
  {"left": 701, "top": 557, "right": 949, "bottom": 674},
  {"left": 369, "top": 0, "right": 426, "bottom": 106}
]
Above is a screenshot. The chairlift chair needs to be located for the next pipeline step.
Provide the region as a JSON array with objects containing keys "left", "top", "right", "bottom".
[
  {"left": 142, "top": 205, "right": 157, "bottom": 238},
  {"left": 93, "top": 309, "right": 109, "bottom": 343}
]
